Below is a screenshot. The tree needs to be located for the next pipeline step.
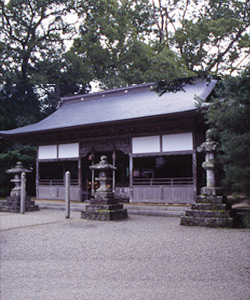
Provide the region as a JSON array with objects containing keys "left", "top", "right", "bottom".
[
  {"left": 151, "top": 0, "right": 250, "bottom": 75},
  {"left": 0, "top": 83, "right": 41, "bottom": 196},
  {"left": 0, "top": 0, "right": 76, "bottom": 84},
  {"left": 0, "top": 0, "right": 78, "bottom": 195},
  {"left": 0, "top": 0, "right": 91, "bottom": 114},
  {"left": 71, "top": 0, "right": 152, "bottom": 89},
  {"left": 200, "top": 65, "right": 250, "bottom": 198},
  {"left": 71, "top": 0, "right": 193, "bottom": 89},
  {"left": 70, "top": 0, "right": 250, "bottom": 90}
]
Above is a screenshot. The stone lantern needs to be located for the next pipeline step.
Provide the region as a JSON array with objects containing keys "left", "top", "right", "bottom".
[
  {"left": 180, "top": 130, "right": 234, "bottom": 227},
  {"left": 6, "top": 161, "right": 31, "bottom": 197},
  {"left": 81, "top": 155, "right": 128, "bottom": 221},
  {"left": 90, "top": 155, "right": 116, "bottom": 199},
  {"left": 0, "top": 162, "right": 39, "bottom": 213},
  {"left": 197, "top": 129, "right": 221, "bottom": 196}
]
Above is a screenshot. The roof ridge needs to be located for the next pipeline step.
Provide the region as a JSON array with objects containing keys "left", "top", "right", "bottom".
[{"left": 60, "top": 82, "right": 154, "bottom": 103}]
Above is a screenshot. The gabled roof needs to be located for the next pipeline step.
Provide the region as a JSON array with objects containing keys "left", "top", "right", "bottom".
[{"left": 0, "top": 78, "right": 216, "bottom": 138}]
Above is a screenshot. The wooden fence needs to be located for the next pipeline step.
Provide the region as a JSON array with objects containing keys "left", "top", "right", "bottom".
[{"left": 133, "top": 177, "right": 194, "bottom": 203}]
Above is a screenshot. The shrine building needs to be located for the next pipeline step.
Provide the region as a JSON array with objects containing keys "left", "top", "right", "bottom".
[{"left": 0, "top": 78, "right": 217, "bottom": 204}]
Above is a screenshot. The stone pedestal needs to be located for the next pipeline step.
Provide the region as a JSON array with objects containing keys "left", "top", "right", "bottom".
[
  {"left": 81, "top": 155, "right": 128, "bottom": 221},
  {"left": 0, "top": 196, "right": 39, "bottom": 213},
  {"left": 180, "top": 188, "right": 234, "bottom": 228},
  {"left": 81, "top": 199, "right": 128, "bottom": 221}
]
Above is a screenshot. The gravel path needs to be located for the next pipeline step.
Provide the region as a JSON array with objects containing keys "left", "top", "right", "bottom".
[{"left": 1, "top": 210, "right": 250, "bottom": 300}]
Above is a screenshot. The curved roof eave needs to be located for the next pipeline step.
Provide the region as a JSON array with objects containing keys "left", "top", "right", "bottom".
[
  {"left": 0, "top": 108, "right": 198, "bottom": 139},
  {"left": 0, "top": 78, "right": 216, "bottom": 138}
]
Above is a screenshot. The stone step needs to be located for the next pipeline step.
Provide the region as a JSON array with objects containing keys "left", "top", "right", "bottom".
[
  {"left": 127, "top": 204, "right": 189, "bottom": 211},
  {"left": 90, "top": 198, "right": 119, "bottom": 205},
  {"left": 0, "top": 206, "right": 39, "bottom": 213},
  {"left": 186, "top": 209, "right": 231, "bottom": 218},
  {"left": 35, "top": 201, "right": 189, "bottom": 217},
  {"left": 0, "top": 206, "right": 13, "bottom": 212},
  {"left": 180, "top": 216, "right": 233, "bottom": 228},
  {"left": 81, "top": 209, "right": 128, "bottom": 221},
  {"left": 128, "top": 209, "right": 185, "bottom": 217},
  {"left": 85, "top": 204, "right": 123, "bottom": 211},
  {"left": 0, "top": 198, "right": 39, "bottom": 213},
  {"left": 196, "top": 195, "right": 226, "bottom": 204},
  {"left": 191, "top": 203, "right": 230, "bottom": 211},
  {"left": 0, "top": 203, "right": 39, "bottom": 209}
]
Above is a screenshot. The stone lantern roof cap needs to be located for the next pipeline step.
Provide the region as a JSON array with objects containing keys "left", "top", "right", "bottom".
[
  {"left": 6, "top": 161, "right": 31, "bottom": 174},
  {"left": 90, "top": 155, "right": 117, "bottom": 171}
]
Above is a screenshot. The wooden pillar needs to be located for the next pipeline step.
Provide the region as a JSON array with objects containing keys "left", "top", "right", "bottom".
[
  {"left": 129, "top": 153, "right": 133, "bottom": 203},
  {"left": 112, "top": 150, "right": 116, "bottom": 193},
  {"left": 91, "top": 152, "right": 95, "bottom": 197},
  {"left": 192, "top": 151, "right": 197, "bottom": 197}
]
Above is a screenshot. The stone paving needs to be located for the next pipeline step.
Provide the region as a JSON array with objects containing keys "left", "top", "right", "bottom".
[{"left": 0, "top": 209, "right": 250, "bottom": 300}]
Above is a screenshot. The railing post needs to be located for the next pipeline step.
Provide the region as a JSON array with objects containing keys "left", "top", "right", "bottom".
[
  {"left": 20, "top": 172, "right": 26, "bottom": 214},
  {"left": 65, "top": 171, "right": 70, "bottom": 219}
]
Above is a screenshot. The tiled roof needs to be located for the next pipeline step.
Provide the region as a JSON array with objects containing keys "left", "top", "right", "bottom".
[{"left": 0, "top": 78, "right": 216, "bottom": 137}]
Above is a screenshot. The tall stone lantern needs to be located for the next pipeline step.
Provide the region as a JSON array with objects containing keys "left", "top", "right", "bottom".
[
  {"left": 0, "top": 162, "right": 39, "bottom": 213},
  {"left": 180, "top": 130, "right": 234, "bottom": 227},
  {"left": 81, "top": 155, "right": 128, "bottom": 221},
  {"left": 197, "top": 129, "right": 221, "bottom": 196}
]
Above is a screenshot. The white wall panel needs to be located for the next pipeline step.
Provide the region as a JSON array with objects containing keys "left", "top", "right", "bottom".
[
  {"left": 162, "top": 133, "right": 193, "bottom": 152},
  {"left": 38, "top": 145, "right": 57, "bottom": 159},
  {"left": 132, "top": 136, "right": 160, "bottom": 154},
  {"left": 58, "top": 143, "right": 79, "bottom": 158}
]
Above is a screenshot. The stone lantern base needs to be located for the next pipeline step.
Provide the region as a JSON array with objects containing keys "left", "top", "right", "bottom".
[
  {"left": 180, "top": 188, "right": 234, "bottom": 228},
  {"left": 81, "top": 193, "right": 128, "bottom": 221},
  {"left": 0, "top": 196, "right": 39, "bottom": 213}
]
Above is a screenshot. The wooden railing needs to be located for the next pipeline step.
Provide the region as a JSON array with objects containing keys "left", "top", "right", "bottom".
[
  {"left": 133, "top": 177, "right": 193, "bottom": 186},
  {"left": 39, "top": 179, "right": 78, "bottom": 186},
  {"left": 39, "top": 177, "right": 193, "bottom": 187}
]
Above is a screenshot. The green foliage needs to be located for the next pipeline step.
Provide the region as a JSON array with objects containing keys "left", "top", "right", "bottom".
[
  {"left": 71, "top": 0, "right": 157, "bottom": 89},
  {"left": 0, "top": 0, "right": 75, "bottom": 84},
  {"left": 152, "top": 0, "right": 250, "bottom": 74},
  {"left": 0, "top": 84, "right": 40, "bottom": 196},
  {"left": 0, "top": 144, "right": 36, "bottom": 196},
  {"left": 2, "top": 0, "right": 249, "bottom": 92},
  {"left": 201, "top": 65, "right": 250, "bottom": 197}
]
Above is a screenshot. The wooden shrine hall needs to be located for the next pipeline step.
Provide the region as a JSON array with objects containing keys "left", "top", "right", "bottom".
[{"left": 0, "top": 78, "right": 217, "bottom": 204}]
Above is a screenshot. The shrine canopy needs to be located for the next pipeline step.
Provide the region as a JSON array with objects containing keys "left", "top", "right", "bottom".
[{"left": 0, "top": 78, "right": 216, "bottom": 141}]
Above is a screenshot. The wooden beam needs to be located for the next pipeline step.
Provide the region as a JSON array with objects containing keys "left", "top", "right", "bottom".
[{"left": 78, "top": 155, "right": 82, "bottom": 202}]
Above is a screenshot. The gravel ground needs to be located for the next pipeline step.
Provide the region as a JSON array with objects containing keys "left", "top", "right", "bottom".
[{"left": 0, "top": 210, "right": 250, "bottom": 300}]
